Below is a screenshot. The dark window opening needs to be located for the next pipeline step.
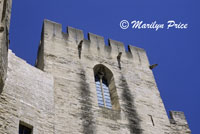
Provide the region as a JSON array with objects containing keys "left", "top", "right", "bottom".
[{"left": 19, "top": 122, "right": 33, "bottom": 134}]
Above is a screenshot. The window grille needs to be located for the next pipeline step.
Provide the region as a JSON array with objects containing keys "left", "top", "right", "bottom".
[{"left": 95, "top": 75, "right": 112, "bottom": 109}]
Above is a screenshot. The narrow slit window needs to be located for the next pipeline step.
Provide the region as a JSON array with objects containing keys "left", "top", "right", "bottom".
[
  {"left": 149, "top": 115, "right": 155, "bottom": 126},
  {"left": 19, "top": 121, "right": 33, "bottom": 134}
]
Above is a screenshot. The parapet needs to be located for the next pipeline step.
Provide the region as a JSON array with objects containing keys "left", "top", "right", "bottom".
[
  {"left": 169, "top": 111, "right": 188, "bottom": 125},
  {"left": 39, "top": 19, "right": 150, "bottom": 68},
  {"left": 169, "top": 111, "right": 191, "bottom": 134}
]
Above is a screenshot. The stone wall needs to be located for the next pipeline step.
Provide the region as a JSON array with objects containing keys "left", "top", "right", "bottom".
[
  {"left": 0, "top": 50, "right": 54, "bottom": 134},
  {"left": 0, "top": 0, "right": 12, "bottom": 93},
  {"left": 35, "top": 19, "right": 191, "bottom": 134},
  {"left": 0, "top": 10, "right": 191, "bottom": 132},
  {"left": 169, "top": 111, "right": 191, "bottom": 134}
]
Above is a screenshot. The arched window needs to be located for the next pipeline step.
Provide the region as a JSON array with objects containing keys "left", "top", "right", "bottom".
[
  {"left": 95, "top": 73, "right": 112, "bottom": 108},
  {"left": 93, "top": 64, "right": 120, "bottom": 110}
]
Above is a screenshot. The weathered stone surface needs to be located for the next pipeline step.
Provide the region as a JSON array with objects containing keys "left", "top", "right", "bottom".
[
  {"left": 0, "top": 50, "right": 54, "bottom": 134},
  {"left": 0, "top": 0, "right": 12, "bottom": 93},
  {"left": 170, "top": 111, "right": 191, "bottom": 134},
  {"left": 37, "top": 19, "right": 191, "bottom": 134},
  {"left": 0, "top": 4, "right": 191, "bottom": 133}
]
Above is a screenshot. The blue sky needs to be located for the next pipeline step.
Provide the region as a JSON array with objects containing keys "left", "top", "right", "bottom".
[{"left": 9, "top": 0, "right": 199, "bottom": 133}]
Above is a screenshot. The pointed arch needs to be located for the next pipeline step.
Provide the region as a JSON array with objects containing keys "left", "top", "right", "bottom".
[{"left": 93, "top": 64, "right": 120, "bottom": 110}]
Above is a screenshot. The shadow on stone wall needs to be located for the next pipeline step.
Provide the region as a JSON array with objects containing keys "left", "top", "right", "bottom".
[
  {"left": 120, "top": 75, "right": 142, "bottom": 134},
  {"left": 79, "top": 68, "right": 96, "bottom": 134}
]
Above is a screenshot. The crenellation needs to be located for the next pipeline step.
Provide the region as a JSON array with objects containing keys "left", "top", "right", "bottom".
[
  {"left": 42, "top": 19, "right": 150, "bottom": 65},
  {"left": 81, "top": 39, "right": 90, "bottom": 50},
  {"left": 170, "top": 111, "right": 188, "bottom": 125},
  {"left": 125, "top": 45, "right": 133, "bottom": 59},
  {"left": 43, "top": 19, "right": 62, "bottom": 39},
  {"left": 88, "top": 32, "right": 105, "bottom": 51},
  {"left": 169, "top": 111, "right": 191, "bottom": 134},
  {"left": 67, "top": 26, "right": 84, "bottom": 44},
  {"left": 127, "top": 45, "right": 149, "bottom": 67},
  {"left": 0, "top": 6, "right": 191, "bottom": 133},
  {"left": 108, "top": 39, "right": 126, "bottom": 55}
]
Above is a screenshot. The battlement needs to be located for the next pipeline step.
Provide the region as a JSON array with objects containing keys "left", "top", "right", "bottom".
[
  {"left": 39, "top": 19, "right": 150, "bottom": 68},
  {"left": 169, "top": 111, "right": 191, "bottom": 134},
  {"left": 169, "top": 111, "right": 188, "bottom": 125}
]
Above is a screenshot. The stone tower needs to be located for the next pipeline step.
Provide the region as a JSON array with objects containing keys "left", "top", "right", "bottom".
[
  {"left": 0, "top": 0, "right": 12, "bottom": 93},
  {"left": 0, "top": 2, "right": 191, "bottom": 134}
]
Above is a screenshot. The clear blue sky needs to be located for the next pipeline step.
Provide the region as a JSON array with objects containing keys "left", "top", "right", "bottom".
[{"left": 9, "top": 0, "right": 199, "bottom": 133}]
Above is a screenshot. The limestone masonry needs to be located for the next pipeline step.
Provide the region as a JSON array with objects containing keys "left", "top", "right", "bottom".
[{"left": 0, "top": 0, "right": 191, "bottom": 134}]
